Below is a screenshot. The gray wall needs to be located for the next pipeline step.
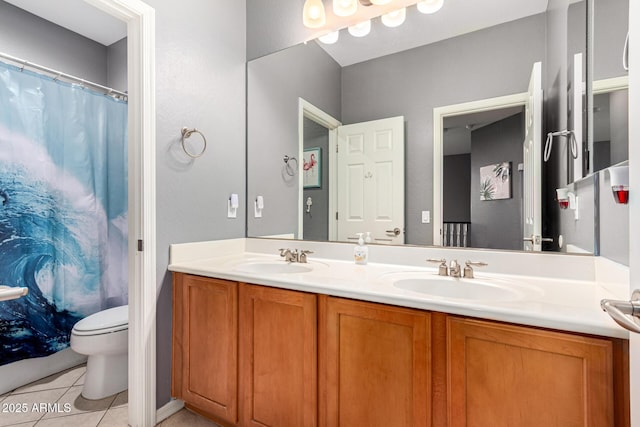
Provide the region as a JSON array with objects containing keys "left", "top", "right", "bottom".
[
  {"left": 247, "top": 0, "right": 314, "bottom": 60},
  {"left": 107, "top": 37, "right": 127, "bottom": 92},
  {"left": 599, "top": 169, "right": 629, "bottom": 265},
  {"left": 594, "top": 0, "right": 629, "bottom": 80},
  {"left": 341, "top": 15, "right": 545, "bottom": 245},
  {"left": 147, "top": 0, "right": 247, "bottom": 407},
  {"left": 443, "top": 154, "right": 471, "bottom": 223},
  {"left": 247, "top": 42, "right": 341, "bottom": 238},
  {"left": 469, "top": 114, "right": 524, "bottom": 250},
  {"left": 303, "top": 122, "right": 330, "bottom": 241},
  {"left": 0, "top": 1, "right": 108, "bottom": 85}
]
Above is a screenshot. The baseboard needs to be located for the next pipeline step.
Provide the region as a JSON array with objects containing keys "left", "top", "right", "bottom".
[{"left": 156, "top": 398, "right": 185, "bottom": 424}]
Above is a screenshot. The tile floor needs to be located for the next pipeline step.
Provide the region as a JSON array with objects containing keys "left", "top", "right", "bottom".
[{"left": 0, "top": 365, "right": 219, "bottom": 427}]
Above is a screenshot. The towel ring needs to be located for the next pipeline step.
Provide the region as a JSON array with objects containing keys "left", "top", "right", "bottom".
[
  {"left": 283, "top": 155, "right": 298, "bottom": 176},
  {"left": 181, "top": 127, "right": 207, "bottom": 158}
]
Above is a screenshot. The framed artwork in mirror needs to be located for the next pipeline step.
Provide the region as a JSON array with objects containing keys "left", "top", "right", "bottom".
[
  {"left": 303, "top": 147, "right": 321, "bottom": 188},
  {"left": 480, "top": 162, "right": 511, "bottom": 200}
]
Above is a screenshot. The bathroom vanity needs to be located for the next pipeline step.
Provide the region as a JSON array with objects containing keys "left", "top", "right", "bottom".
[{"left": 169, "top": 239, "right": 630, "bottom": 427}]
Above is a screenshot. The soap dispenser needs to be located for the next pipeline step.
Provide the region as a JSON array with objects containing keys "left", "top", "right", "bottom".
[{"left": 354, "top": 233, "right": 368, "bottom": 265}]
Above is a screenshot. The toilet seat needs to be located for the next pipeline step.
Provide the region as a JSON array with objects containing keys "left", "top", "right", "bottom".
[{"left": 72, "top": 305, "right": 128, "bottom": 336}]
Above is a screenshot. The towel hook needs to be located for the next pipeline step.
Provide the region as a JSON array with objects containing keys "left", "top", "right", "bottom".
[
  {"left": 181, "top": 127, "right": 207, "bottom": 158},
  {"left": 283, "top": 155, "right": 298, "bottom": 176}
]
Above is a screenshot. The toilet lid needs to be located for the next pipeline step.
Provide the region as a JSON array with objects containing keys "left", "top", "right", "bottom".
[{"left": 73, "top": 305, "right": 128, "bottom": 334}]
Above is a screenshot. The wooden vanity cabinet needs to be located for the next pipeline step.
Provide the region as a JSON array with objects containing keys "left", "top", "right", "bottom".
[
  {"left": 239, "top": 283, "right": 318, "bottom": 427},
  {"left": 172, "top": 273, "right": 239, "bottom": 425},
  {"left": 319, "top": 295, "right": 432, "bottom": 427},
  {"left": 445, "top": 317, "right": 628, "bottom": 427},
  {"left": 172, "top": 274, "right": 629, "bottom": 427}
]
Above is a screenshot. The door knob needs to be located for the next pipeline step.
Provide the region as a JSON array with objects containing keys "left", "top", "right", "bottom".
[
  {"left": 385, "top": 228, "right": 401, "bottom": 236},
  {"left": 601, "top": 290, "right": 640, "bottom": 333}
]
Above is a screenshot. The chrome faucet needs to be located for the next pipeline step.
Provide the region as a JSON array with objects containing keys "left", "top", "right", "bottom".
[
  {"left": 279, "top": 248, "right": 313, "bottom": 263},
  {"left": 279, "top": 248, "right": 297, "bottom": 262},
  {"left": 449, "top": 259, "right": 461, "bottom": 278}
]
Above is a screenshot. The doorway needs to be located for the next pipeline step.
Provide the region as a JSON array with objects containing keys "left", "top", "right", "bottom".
[{"left": 442, "top": 107, "right": 525, "bottom": 250}]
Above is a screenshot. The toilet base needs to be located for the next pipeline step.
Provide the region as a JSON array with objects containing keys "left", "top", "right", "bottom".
[{"left": 82, "top": 353, "right": 128, "bottom": 400}]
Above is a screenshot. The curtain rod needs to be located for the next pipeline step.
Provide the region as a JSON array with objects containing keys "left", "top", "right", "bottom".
[{"left": 0, "top": 51, "right": 128, "bottom": 99}]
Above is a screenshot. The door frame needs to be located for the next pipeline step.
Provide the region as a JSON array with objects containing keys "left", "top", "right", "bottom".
[
  {"left": 82, "top": 1, "right": 156, "bottom": 426},
  {"left": 432, "top": 92, "right": 528, "bottom": 245},
  {"left": 297, "top": 98, "right": 341, "bottom": 240},
  {"left": 627, "top": 0, "right": 639, "bottom": 421}
]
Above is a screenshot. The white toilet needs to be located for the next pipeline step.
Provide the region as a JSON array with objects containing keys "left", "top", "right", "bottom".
[{"left": 70, "top": 305, "right": 128, "bottom": 400}]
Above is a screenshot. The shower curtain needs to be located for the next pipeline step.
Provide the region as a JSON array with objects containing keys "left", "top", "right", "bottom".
[{"left": 0, "top": 61, "right": 128, "bottom": 366}]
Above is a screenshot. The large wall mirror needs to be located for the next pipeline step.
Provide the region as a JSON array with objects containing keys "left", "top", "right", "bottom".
[{"left": 247, "top": 0, "right": 629, "bottom": 262}]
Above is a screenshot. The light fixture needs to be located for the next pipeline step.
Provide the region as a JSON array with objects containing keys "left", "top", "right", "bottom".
[
  {"left": 318, "top": 30, "right": 340, "bottom": 44},
  {"left": 303, "top": 0, "right": 326, "bottom": 29},
  {"left": 333, "top": 0, "right": 357, "bottom": 17},
  {"left": 348, "top": 19, "right": 371, "bottom": 37},
  {"left": 417, "top": 0, "right": 444, "bottom": 14},
  {"left": 381, "top": 7, "right": 406, "bottom": 27},
  {"left": 370, "top": 0, "right": 392, "bottom": 4}
]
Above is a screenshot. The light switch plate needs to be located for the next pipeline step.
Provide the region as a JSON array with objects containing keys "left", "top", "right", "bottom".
[{"left": 421, "top": 210, "right": 430, "bottom": 224}]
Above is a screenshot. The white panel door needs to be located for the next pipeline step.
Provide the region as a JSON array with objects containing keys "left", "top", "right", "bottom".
[
  {"left": 523, "top": 62, "right": 543, "bottom": 251},
  {"left": 336, "top": 116, "right": 404, "bottom": 244}
]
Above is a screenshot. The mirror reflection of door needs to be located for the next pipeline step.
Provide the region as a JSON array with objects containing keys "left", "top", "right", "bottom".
[
  {"left": 443, "top": 107, "right": 526, "bottom": 251},
  {"left": 336, "top": 116, "right": 405, "bottom": 245}
]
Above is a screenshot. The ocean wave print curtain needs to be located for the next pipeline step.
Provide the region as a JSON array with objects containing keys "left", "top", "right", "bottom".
[{"left": 0, "top": 61, "right": 128, "bottom": 366}]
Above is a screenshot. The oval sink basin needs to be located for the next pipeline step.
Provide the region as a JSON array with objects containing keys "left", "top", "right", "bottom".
[
  {"left": 393, "top": 277, "right": 523, "bottom": 302},
  {"left": 233, "top": 261, "right": 313, "bottom": 274}
]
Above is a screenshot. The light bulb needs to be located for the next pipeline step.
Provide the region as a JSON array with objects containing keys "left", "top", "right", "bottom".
[
  {"left": 417, "top": 0, "right": 444, "bottom": 14},
  {"left": 381, "top": 7, "right": 406, "bottom": 27},
  {"left": 333, "top": 0, "right": 357, "bottom": 17},
  {"left": 318, "top": 30, "right": 340, "bottom": 44},
  {"left": 303, "top": 0, "right": 326, "bottom": 28},
  {"left": 348, "top": 20, "right": 371, "bottom": 37},
  {"left": 370, "top": 0, "right": 392, "bottom": 4}
]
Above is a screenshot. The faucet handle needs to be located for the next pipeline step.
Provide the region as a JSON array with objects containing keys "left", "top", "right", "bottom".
[
  {"left": 464, "top": 260, "right": 488, "bottom": 278},
  {"left": 427, "top": 258, "right": 448, "bottom": 276},
  {"left": 298, "top": 250, "right": 313, "bottom": 263},
  {"left": 278, "top": 248, "right": 289, "bottom": 257}
]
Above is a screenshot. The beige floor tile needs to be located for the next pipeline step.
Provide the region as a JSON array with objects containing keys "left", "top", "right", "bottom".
[
  {"left": 0, "top": 389, "right": 67, "bottom": 427},
  {"left": 96, "top": 406, "right": 128, "bottom": 427},
  {"left": 73, "top": 373, "right": 85, "bottom": 387},
  {"left": 2, "top": 422, "right": 36, "bottom": 427},
  {"left": 34, "top": 411, "right": 105, "bottom": 427},
  {"left": 41, "top": 386, "right": 115, "bottom": 420},
  {"left": 12, "top": 365, "right": 86, "bottom": 395},
  {"left": 158, "top": 409, "right": 221, "bottom": 427},
  {"left": 110, "top": 391, "right": 127, "bottom": 409}
]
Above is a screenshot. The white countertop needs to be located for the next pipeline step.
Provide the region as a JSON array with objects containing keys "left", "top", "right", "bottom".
[{"left": 168, "top": 240, "right": 630, "bottom": 340}]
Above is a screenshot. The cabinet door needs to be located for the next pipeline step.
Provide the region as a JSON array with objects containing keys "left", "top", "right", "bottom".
[
  {"left": 320, "top": 296, "right": 431, "bottom": 427},
  {"left": 239, "top": 283, "right": 317, "bottom": 427},
  {"left": 172, "top": 274, "right": 238, "bottom": 424},
  {"left": 447, "top": 317, "right": 615, "bottom": 427}
]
